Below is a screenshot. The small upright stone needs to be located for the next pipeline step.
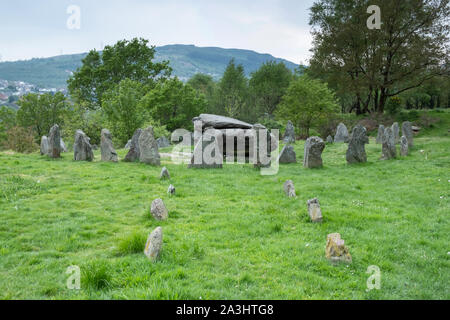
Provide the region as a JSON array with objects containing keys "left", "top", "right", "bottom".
[
  {"left": 60, "top": 139, "right": 67, "bottom": 153},
  {"left": 139, "top": 126, "right": 160, "bottom": 166},
  {"left": 307, "top": 198, "right": 323, "bottom": 223},
  {"left": 392, "top": 122, "right": 400, "bottom": 144},
  {"left": 124, "top": 128, "right": 142, "bottom": 162},
  {"left": 40, "top": 136, "right": 49, "bottom": 156},
  {"left": 376, "top": 125, "right": 385, "bottom": 144},
  {"left": 144, "top": 227, "right": 163, "bottom": 262},
  {"left": 167, "top": 184, "right": 176, "bottom": 196},
  {"left": 150, "top": 199, "right": 168, "bottom": 221},
  {"left": 381, "top": 127, "right": 397, "bottom": 160},
  {"left": 73, "top": 130, "right": 94, "bottom": 161},
  {"left": 334, "top": 123, "right": 349, "bottom": 143},
  {"left": 346, "top": 124, "right": 369, "bottom": 164},
  {"left": 303, "top": 136, "right": 325, "bottom": 168},
  {"left": 100, "top": 129, "right": 118, "bottom": 162},
  {"left": 48, "top": 124, "right": 62, "bottom": 158},
  {"left": 278, "top": 144, "right": 297, "bottom": 164},
  {"left": 157, "top": 136, "right": 171, "bottom": 149},
  {"left": 325, "top": 233, "right": 352, "bottom": 264},
  {"left": 283, "top": 180, "right": 296, "bottom": 198},
  {"left": 326, "top": 135, "right": 334, "bottom": 144},
  {"left": 160, "top": 167, "right": 170, "bottom": 180},
  {"left": 402, "top": 121, "right": 414, "bottom": 147},
  {"left": 283, "top": 120, "right": 296, "bottom": 144},
  {"left": 124, "top": 139, "right": 132, "bottom": 149},
  {"left": 400, "top": 135, "right": 409, "bottom": 156}
]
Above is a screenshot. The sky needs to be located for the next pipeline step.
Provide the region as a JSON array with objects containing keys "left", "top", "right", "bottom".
[{"left": 0, "top": 0, "right": 315, "bottom": 64}]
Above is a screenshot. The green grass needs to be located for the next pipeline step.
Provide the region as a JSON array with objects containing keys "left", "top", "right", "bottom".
[{"left": 0, "top": 112, "right": 449, "bottom": 300}]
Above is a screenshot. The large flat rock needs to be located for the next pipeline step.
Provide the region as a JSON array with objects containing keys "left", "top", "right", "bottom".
[{"left": 193, "top": 114, "right": 253, "bottom": 129}]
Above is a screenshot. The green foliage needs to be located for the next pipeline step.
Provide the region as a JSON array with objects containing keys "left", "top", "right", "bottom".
[
  {"left": 386, "top": 96, "right": 403, "bottom": 115},
  {"left": 102, "top": 79, "right": 148, "bottom": 145},
  {"left": 3, "top": 126, "right": 38, "bottom": 153},
  {"left": 277, "top": 76, "right": 340, "bottom": 137},
  {"left": 117, "top": 232, "right": 147, "bottom": 255},
  {"left": 68, "top": 38, "right": 172, "bottom": 110},
  {"left": 0, "top": 106, "right": 17, "bottom": 147},
  {"left": 141, "top": 119, "right": 170, "bottom": 140},
  {"left": 140, "top": 77, "right": 207, "bottom": 132},
  {"left": 249, "top": 61, "right": 292, "bottom": 116},
  {"left": 82, "top": 261, "right": 112, "bottom": 290},
  {"left": 187, "top": 73, "right": 217, "bottom": 113},
  {"left": 16, "top": 92, "right": 69, "bottom": 139}
]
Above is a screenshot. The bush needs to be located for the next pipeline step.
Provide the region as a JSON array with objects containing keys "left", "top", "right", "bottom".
[
  {"left": 386, "top": 96, "right": 403, "bottom": 115},
  {"left": 257, "top": 114, "right": 282, "bottom": 131},
  {"left": 3, "top": 126, "right": 38, "bottom": 153},
  {"left": 141, "top": 119, "right": 170, "bottom": 139},
  {"left": 117, "top": 231, "right": 147, "bottom": 255},
  {"left": 82, "top": 261, "right": 112, "bottom": 290}
]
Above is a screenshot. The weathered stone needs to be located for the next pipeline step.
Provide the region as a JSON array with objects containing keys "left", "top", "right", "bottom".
[
  {"left": 376, "top": 125, "right": 385, "bottom": 144},
  {"left": 325, "top": 233, "right": 352, "bottom": 264},
  {"left": 278, "top": 144, "right": 297, "bottom": 164},
  {"left": 381, "top": 127, "right": 397, "bottom": 160},
  {"left": 100, "top": 129, "right": 118, "bottom": 162},
  {"left": 92, "top": 144, "right": 98, "bottom": 151},
  {"left": 307, "top": 198, "right": 323, "bottom": 223},
  {"left": 167, "top": 184, "right": 176, "bottom": 196},
  {"left": 189, "top": 129, "right": 223, "bottom": 169},
  {"left": 402, "top": 121, "right": 414, "bottom": 147},
  {"left": 326, "top": 135, "right": 334, "bottom": 144},
  {"left": 157, "top": 136, "right": 171, "bottom": 149},
  {"left": 334, "top": 123, "right": 349, "bottom": 143},
  {"left": 283, "top": 180, "right": 296, "bottom": 198},
  {"left": 124, "top": 139, "right": 132, "bottom": 149},
  {"left": 346, "top": 124, "right": 369, "bottom": 164},
  {"left": 73, "top": 130, "right": 94, "bottom": 161},
  {"left": 40, "top": 136, "right": 49, "bottom": 156},
  {"left": 124, "top": 129, "right": 142, "bottom": 162},
  {"left": 283, "top": 121, "right": 296, "bottom": 144},
  {"left": 253, "top": 124, "right": 273, "bottom": 168},
  {"left": 60, "top": 139, "right": 67, "bottom": 153},
  {"left": 193, "top": 114, "right": 253, "bottom": 129},
  {"left": 139, "top": 126, "right": 160, "bottom": 166},
  {"left": 150, "top": 199, "right": 168, "bottom": 221},
  {"left": 144, "top": 227, "right": 163, "bottom": 262},
  {"left": 412, "top": 126, "right": 421, "bottom": 134},
  {"left": 392, "top": 122, "right": 400, "bottom": 144},
  {"left": 303, "top": 136, "right": 325, "bottom": 168},
  {"left": 160, "top": 167, "right": 170, "bottom": 180},
  {"left": 400, "top": 135, "right": 409, "bottom": 156},
  {"left": 48, "top": 124, "right": 62, "bottom": 158}
]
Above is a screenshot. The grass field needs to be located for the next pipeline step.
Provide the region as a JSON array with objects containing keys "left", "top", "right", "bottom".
[{"left": 0, "top": 111, "right": 449, "bottom": 300}]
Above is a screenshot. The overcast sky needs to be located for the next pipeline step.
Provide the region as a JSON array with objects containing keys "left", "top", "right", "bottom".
[{"left": 0, "top": 0, "right": 315, "bottom": 64}]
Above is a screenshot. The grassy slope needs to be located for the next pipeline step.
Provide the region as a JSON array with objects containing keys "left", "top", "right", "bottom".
[{"left": 0, "top": 112, "right": 449, "bottom": 300}]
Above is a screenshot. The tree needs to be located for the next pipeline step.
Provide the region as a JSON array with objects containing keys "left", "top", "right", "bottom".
[
  {"left": 0, "top": 106, "right": 17, "bottom": 147},
  {"left": 16, "top": 92, "right": 69, "bottom": 139},
  {"left": 249, "top": 61, "right": 292, "bottom": 116},
  {"left": 102, "top": 79, "right": 148, "bottom": 144},
  {"left": 277, "top": 76, "right": 340, "bottom": 137},
  {"left": 67, "top": 38, "right": 172, "bottom": 110},
  {"left": 187, "top": 73, "right": 217, "bottom": 113},
  {"left": 216, "top": 59, "right": 249, "bottom": 120},
  {"left": 309, "top": 0, "right": 450, "bottom": 114},
  {"left": 140, "top": 77, "right": 207, "bottom": 132}
]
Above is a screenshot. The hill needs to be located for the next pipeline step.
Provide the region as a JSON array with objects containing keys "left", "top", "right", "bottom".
[{"left": 0, "top": 45, "right": 299, "bottom": 89}]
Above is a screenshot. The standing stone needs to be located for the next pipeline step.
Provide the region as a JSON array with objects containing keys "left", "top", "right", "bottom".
[
  {"left": 60, "top": 139, "right": 67, "bottom": 153},
  {"left": 307, "top": 198, "right": 323, "bottom": 223},
  {"left": 139, "top": 126, "right": 160, "bottom": 166},
  {"left": 326, "top": 135, "right": 334, "bottom": 144},
  {"left": 40, "top": 136, "right": 49, "bottom": 156},
  {"left": 283, "top": 180, "right": 296, "bottom": 198},
  {"left": 48, "top": 124, "right": 62, "bottom": 158},
  {"left": 124, "top": 139, "right": 132, "bottom": 149},
  {"left": 160, "top": 167, "right": 170, "bottom": 180},
  {"left": 346, "top": 124, "right": 369, "bottom": 164},
  {"left": 73, "top": 130, "right": 94, "bottom": 161},
  {"left": 392, "top": 122, "right": 400, "bottom": 144},
  {"left": 381, "top": 127, "right": 397, "bottom": 160},
  {"left": 253, "top": 124, "right": 272, "bottom": 168},
  {"left": 278, "top": 144, "right": 297, "bottom": 164},
  {"left": 157, "top": 136, "right": 171, "bottom": 149},
  {"left": 402, "top": 121, "right": 414, "bottom": 147},
  {"left": 325, "top": 233, "right": 352, "bottom": 264},
  {"left": 303, "top": 136, "right": 325, "bottom": 168},
  {"left": 376, "top": 125, "right": 385, "bottom": 144},
  {"left": 150, "top": 199, "right": 168, "bottom": 221},
  {"left": 400, "top": 136, "right": 409, "bottom": 157},
  {"left": 283, "top": 120, "right": 296, "bottom": 144},
  {"left": 334, "top": 123, "right": 349, "bottom": 143},
  {"left": 167, "top": 185, "right": 176, "bottom": 196},
  {"left": 144, "top": 227, "right": 163, "bottom": 262},
  {"left": 189, "top": 129, "right": 223, "bottom": 169},
  {"left": 100, "top": 129, "right": 118, "bottom": 162},
  {"left": 124, "top": 129, "right": 142, "bottom": 162}
]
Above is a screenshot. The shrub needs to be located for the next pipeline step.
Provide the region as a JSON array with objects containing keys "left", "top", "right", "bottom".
[
  {"left": 386, "top": 96, "right": 403, "bottom": 115},
  {"left": 117, "top": 231, "right": 147, "bottom": 255},
  {"left": 82, "top": 261, "right": 112, "bottom": 290},
  {"left": 3, "top": 126, "right": 38, "bottom": 153}
]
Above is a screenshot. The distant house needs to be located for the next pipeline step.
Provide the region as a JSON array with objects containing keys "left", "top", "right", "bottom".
[{"left": 0, "top": 93, "right": 8, "bottom": 101}]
